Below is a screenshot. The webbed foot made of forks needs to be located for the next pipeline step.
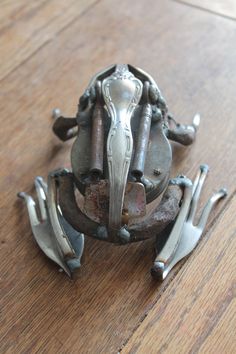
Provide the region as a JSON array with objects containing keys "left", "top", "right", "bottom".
[
  {"left": 151, "top": 165, "right": 227, "bottom": 280},
  {"left": 18, "top": 170, "right": 84, "bottom": 277}
]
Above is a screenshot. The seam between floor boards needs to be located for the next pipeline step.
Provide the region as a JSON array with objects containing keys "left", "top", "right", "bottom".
[
  {"left": 173, "top": 0, "right": 236, "bottom": 22},
  {"left": 0, "top": 0, "right": 101, "bottom": 84}
]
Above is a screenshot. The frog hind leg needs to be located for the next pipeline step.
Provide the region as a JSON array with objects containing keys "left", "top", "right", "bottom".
[{"left": 151, "top": 165, "right": 227, "bottom": 280}]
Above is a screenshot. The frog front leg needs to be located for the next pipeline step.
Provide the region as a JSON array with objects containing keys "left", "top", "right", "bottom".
[
  {"left": 51, "top": 86, "right": 97, "bottom": 141},
  {"left": 52, "top": 108, "right": 78, "bottom": 141},
  {"left": 165, "top": 113, "right": 200, "bottom": 145}
]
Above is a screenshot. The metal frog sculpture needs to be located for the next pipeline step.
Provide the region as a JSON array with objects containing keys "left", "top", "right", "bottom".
[{"left": 19, "top": 64, "right": 227, "bottom": 280}]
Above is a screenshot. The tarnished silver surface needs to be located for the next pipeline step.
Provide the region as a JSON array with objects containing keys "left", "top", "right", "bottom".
[
  {"left": 102, "top": 64, "right": 143, "bottom": 231},
  {"left": 19, "top": 64, "right": 227, "bottom": 280}
]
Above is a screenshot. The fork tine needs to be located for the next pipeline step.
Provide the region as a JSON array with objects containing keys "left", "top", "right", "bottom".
[
  {"left": 34, "top": 177, "right": 47, "bottom": 221},
  {"left": 47, "top": 173, "right": 74, "bottom": 257},
  {"left": 36, "top": 176, "right": 48, "bottom": 194},
  {"left": 197, "top": 188, "right": 227, "bottom": 231},
  {"left": 191, "top": 166, "right": 201, "bottom": 196},
  {"left": 153, "top": 177, "right": 193, "bottom": 271},
  {"left": 18, "top": 188, "right": 73, "bottom": 277},
  {"left": 17, "top": 192, "right": 40, "bottom": 227},
  {"left": 188, "top": 164, "right": 209, "bottom": 223}
]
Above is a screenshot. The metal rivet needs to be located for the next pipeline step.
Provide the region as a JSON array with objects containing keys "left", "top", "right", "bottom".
[{"left": 153, "top": 168, "right": 161, "bottom": 176}]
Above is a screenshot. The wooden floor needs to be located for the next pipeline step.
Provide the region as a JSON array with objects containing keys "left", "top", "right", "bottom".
[{"left": 1, "top": 1, "right": 235, "bottom": 353}]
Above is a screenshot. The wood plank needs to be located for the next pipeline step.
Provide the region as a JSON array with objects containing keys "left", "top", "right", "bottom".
[
  {"left": 1, "top": 0, "right": 236, "bottom": 353},
  {"left": 177, "top": 0, "right": 236, "bottom": 20},
  {"left": 200, "top": 301, "right": 236, "bottom": 354},
  {"left": 122, "top": 195, "right": 236, "bottom": 354},
  {"left": 0, "top": 0, "right": 97, "bottom": 81}
]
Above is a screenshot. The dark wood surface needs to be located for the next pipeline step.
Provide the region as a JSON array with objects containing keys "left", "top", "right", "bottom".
[{"left": 0, "top": 1, "right": 235, "bottom": 353}]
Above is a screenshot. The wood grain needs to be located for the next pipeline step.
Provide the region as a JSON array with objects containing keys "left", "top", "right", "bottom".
[
  {"left": 0, "top": 0, "right": 97, "bottom": 81},
  {"left": 122, "top": 195, "right": 236, "bottom": 354},
  {"left": 0, "top": 0, "right": 236, "bottom": 353}
]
